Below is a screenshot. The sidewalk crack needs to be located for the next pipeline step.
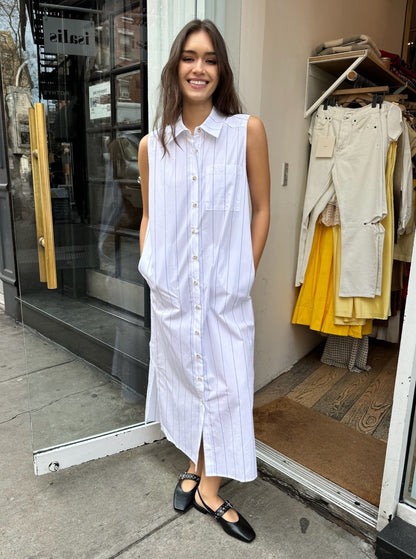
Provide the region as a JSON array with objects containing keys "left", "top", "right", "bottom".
[
  {"left": 0, "top": 382, "right": 108, "bottom": 425},
  {"left": 106, "top": 515, "right": 180, "bottom": 559},
  {"left": 0, "top": 359, "right": 77, "bottom": 385},
  {"left": 0, "top": 410, "right": 30, "bottom": 425}
]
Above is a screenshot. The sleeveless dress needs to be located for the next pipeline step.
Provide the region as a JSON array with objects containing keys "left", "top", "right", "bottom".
[{"left": 138, "top": 107, "right": 257, "bottom": 482}]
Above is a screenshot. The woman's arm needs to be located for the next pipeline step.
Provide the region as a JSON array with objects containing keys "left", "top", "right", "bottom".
[
  {"left": 138, "top": 134, "right": 149, "bottom": 255},
  {"left": 246, "top": 116, "right": 271, "bottom": 271}
]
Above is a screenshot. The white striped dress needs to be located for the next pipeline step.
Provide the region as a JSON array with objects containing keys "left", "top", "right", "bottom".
[{"left": 138, "top": 107, "right": 257, "bottom": 482}]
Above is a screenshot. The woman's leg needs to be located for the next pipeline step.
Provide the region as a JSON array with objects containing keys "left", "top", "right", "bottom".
[
  {"left": 193, "top": 443, "right": 239, "bottom": 523},
  {"left": 181, "top": 443, "right": 204, "bottom": 492}
]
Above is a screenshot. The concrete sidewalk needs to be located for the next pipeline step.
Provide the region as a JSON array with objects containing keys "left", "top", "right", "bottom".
[{"left": 0, "top": 308, "right": 377, "bottom": 559}]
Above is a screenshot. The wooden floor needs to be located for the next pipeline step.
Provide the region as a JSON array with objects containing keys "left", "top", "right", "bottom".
[{"left": 254, "top": 340, "right": 398, "bottom": 442}]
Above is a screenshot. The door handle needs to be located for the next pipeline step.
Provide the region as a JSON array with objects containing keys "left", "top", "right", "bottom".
[{"left": 29, "top": 103, "right": 57, "bottom": 289}]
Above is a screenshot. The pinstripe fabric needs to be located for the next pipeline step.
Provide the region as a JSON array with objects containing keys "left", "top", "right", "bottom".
[{"left": 138, "top": 108, "right": 257, "bottom": 482}]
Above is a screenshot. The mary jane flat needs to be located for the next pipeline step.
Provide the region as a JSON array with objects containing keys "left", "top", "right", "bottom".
[
  {"left": 193, "top": 489, "right": 256, "bottom": 543},
  {"left": 173, "top": 472, "right": 201, "bottom": 512}
]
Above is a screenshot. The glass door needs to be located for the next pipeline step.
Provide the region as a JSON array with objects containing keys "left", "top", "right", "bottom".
[{"left": 1, "top": 0, "right": 161, "bottom": 474}]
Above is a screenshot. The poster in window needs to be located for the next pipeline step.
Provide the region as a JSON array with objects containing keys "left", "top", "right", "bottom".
[{"left": 89, "top": 82, "right": 111, "bottom": 120}]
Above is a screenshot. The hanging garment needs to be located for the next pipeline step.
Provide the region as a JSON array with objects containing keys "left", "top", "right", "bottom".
[
  {"left": 393, "top": 119, "right": 413, "bottom": 237},
  {"left": 394, "top": 184, "right": 415, "bottom": 262},
  {"left": 295, "top": 102, "right": 402, "bottom": 297},
  {"left": 394, "top": 122, "right": 416, "bottom": 263},
  {"left": 372, "top": 313, "right": 401, "bottom": 343},
  {"left": 292, "top": 221, "right": 372, "bottom": 338},
  {"left": 334, "top": 142, "right": 397, "bottom": 322},
  {"left": 139, "top": 108, "right": 257, "bottom": 482}
]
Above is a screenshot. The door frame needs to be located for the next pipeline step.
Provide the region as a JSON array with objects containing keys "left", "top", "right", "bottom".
[
  {"left": 0, "top": 62, "right": 19, "bottom": 320},
  {"left": 377, "top": 237, "right": 416, "bottom": 530}
]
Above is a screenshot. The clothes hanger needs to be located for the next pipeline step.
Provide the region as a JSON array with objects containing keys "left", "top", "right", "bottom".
[
  {"left": 371, "top": 92, "right": 385, "bottom": 108},
  {"left": 328, "top": 85, "right": 389, "bottom": 108}
]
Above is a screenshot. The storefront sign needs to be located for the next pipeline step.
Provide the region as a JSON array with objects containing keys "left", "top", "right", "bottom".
[
  {"left": 89, "top": 82, "right": 111, "bottom": 120},
  {"left": 43, "top": 17, "right": 96, "bottom": 57}
]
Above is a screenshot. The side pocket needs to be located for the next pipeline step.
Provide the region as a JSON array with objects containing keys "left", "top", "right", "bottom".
[{"left": 138, "top": 227, "right": 154, "bottom": 289}]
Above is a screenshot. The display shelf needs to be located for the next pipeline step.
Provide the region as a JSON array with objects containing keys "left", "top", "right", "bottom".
[{"left": 304, "top": 49, "right": 416, "bottom": 117}]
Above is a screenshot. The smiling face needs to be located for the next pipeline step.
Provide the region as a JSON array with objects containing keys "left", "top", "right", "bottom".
[{"left": 178, "top": 30, "right": 219, "bottom": 109}]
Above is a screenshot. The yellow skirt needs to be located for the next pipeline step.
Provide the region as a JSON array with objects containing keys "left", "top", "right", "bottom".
[{"left": 292, "top": 221, "right": 372, "bottom": 338}]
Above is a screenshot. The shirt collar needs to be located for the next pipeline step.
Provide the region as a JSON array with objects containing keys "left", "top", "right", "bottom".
[{"left": 166, "top": 107, "right": 225, "bottom": 144}]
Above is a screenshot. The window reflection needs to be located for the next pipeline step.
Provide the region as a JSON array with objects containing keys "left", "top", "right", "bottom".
[
  {"left": 114, "top": 8, "right": 143, "bottom": 67},
  {"left": 116, "top": 70, "right": 141, "bottom": 124},
  {"left": 94, "top": 19, "right": 111, "bottom": 73},
  {"left": 97, "top": 130, "right": 142, "bottom": 280}
]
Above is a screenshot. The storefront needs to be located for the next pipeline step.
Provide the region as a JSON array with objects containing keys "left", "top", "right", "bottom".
[{"left": 1, "top": 0, "right": 416, "bottom": 555}]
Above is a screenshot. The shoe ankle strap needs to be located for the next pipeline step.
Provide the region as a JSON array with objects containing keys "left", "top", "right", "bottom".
[{"left": 179, "top": 472, "right": 201, "bottom": 482}]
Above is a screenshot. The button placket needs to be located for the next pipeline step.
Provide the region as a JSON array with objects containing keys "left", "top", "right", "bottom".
[{"left": 189, "top": 133, "right": 203, "bottom": 391}]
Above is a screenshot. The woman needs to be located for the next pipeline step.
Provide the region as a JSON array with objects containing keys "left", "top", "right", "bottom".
[{"left": 138, "top": 19, "right": 270, "bottom": 543}]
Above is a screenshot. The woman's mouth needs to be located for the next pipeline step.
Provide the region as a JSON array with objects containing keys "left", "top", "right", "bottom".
[{"left": 188, "top": 79, "right": 209, "bottom": 88}]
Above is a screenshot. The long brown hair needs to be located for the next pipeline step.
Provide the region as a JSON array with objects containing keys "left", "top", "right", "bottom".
[{"left": 155, "top": 19, "right": 242, "bottom": 154}]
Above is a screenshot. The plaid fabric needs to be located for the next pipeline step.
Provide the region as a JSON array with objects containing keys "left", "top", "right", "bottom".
[{"left": 321, "top": 335, "right": 371, "bottom": 372}]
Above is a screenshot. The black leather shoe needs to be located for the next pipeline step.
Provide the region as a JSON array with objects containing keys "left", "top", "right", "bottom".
[
  {"left": 193, "top": 489, "right": 256, "bottom": 543},
  {"left": 173, "top": 472, "right": 201, "bottom": 512}
]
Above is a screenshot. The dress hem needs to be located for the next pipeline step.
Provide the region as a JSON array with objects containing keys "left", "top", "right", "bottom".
[{"left": 150, "top": 420, "right": 258, "bottom": 483}]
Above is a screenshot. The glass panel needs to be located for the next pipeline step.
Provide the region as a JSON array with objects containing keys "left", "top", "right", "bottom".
[
  {"left": 87, "top": 132, "right": 111, "bottom": 180},
  {"left": 115, "top": 70, "right": 141, "bottom": 124},
  {"left": 403, "top": 400, "right": 416, "bottom": 507},
  {"left": 114, "top": 7, "right": 143, "bottom": 67},
  {"left": 87, "top": 80, "right": 112, "bottom": 127},
  {"left": 93, "top": 19, "right": 111, "bottom": 74},
  {"left": 119, "top": 233, "right": 142, "bottom": 282},
  {"left": 1, "top": 0, "right": 149, "bottom": 454}
]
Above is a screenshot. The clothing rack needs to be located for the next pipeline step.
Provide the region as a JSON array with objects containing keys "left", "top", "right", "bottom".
[
  {"left": 323, "top": 86, "right": 408, "bottom": 109},
  {"left": 332, "top": 85, "right": 389, "bottom": 96}
]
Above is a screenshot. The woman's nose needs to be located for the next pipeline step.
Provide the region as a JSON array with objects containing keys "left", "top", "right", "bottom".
[{"left": 193, "top": 59, "right": 204, "bottom": 73}]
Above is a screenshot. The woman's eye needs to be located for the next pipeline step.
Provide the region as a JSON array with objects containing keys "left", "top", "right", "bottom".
[
  {"left": 182, "top": 57, "right": 194, "bottom": 63},
  {"left": 206, "top": 59, "right": 217, "bottom": 65}
]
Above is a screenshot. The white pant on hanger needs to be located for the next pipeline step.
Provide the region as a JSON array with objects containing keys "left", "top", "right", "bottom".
[{"left": 296, "top": 101, "right": 402, "bottom": 298}]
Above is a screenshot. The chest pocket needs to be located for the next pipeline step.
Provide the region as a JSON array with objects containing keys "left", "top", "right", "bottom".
[{"left": 203, "top": 164, "right": 241, "bottom": 211}]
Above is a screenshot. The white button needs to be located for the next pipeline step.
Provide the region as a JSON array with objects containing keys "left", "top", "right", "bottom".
[
  {"left": 198, "top": 377, "right": 203, "bottom": 382},
  {"left": 195, "top": 330, "right": 200, "bottom": 335},
  {"left": 192, "top": 202, "right": 198, "bottom": 208},
  {"left": 191, "top": 228, "right": 197, "bottom": 234},
  {"left": 197, "top": 127, "right": 201, "bottom": 133},
  {"left": 192, "top": 255, "right": 198, "bottom": 260},
  {"left": 195, "top": 305, "right": 200, "bottom": 310},
  {"left": 194, "top": 280, "right": 198, "bottom": 286},
  {"left": 196, "top": 354, "right": 201, "bottom": 359},
  {"left": 192, "top": 175, "right": 197, "bottom": 181}
]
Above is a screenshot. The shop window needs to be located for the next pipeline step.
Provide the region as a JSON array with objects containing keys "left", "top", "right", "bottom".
[{"left": 84, "top": 1, "right": 146, "bottom": 288}]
